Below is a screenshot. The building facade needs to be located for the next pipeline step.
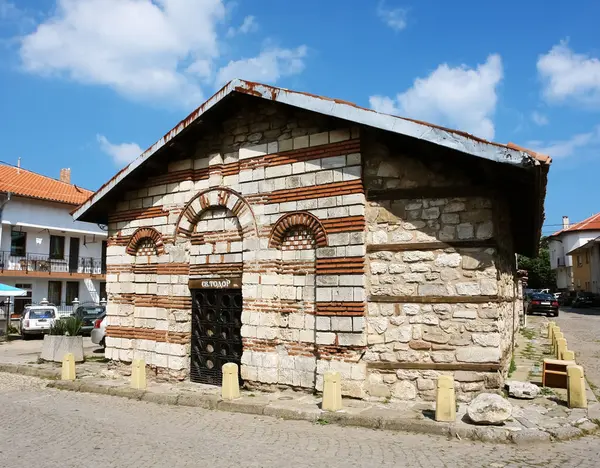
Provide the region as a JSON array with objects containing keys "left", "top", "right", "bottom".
[
  {"left": 74, "top": 80, "right": 549, "bottom": 401},
  {"left": 0, "top": 166, "right": 107, "bottom": 315},
  {"left": 549, "top": 214, "right": 600, "bottom": 291},
  {"left": 567, "top": 237, "right": 600, "bottom": 293}
]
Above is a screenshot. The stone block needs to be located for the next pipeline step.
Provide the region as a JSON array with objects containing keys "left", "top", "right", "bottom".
[
  {"left": 434, "top": 253, "right": 461, "bottom": 268},
  {"left": 472, "top": 333, "right": 501, "bottom": 347},
  {"left": 456, "top": 347, "right": 501, "bottom": 363},
  {"left": 392, "top": 380, "right": 416, "bottom": 400}
]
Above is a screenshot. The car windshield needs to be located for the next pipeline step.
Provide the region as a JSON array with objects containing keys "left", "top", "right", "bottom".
[
  {"left": 579, "top": 293, "right": 594, "bottom": 298},
  {"left": 29, "top": 309, "right": 55, "bottom": 319},
  {"left": 531, "top": 294, "right": 554, "bottom": 301},
  {"left": 77, "top": 307, "right": 105, "bottom": 317}
]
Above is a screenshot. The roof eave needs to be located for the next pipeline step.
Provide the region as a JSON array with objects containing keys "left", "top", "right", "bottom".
[{"left": 73, "top": 78, "right": 545, "bottom": 222}]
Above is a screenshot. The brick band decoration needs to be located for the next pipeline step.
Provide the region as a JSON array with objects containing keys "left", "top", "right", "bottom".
[
  {"left": 125, "top": 227, "right": 165, "bottom": 256},
  {"left": 269, "top": 211, "right": 328, "bottom": 249},
  {"left": 175, "top": 186, "right": 258, "bottom": 240}
]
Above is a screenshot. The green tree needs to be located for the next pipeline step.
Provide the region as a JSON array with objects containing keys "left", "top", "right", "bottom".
[{"left": 517, "top": 236, "right": 556, "bottom": 290}]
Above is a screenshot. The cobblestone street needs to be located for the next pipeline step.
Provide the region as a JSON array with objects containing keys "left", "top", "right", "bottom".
[
  {"left": 554, "top": 307, "right": 600, "bottom": 397},
  {"left": 0, "top": 373, "right": 599, "bottom": 468}
]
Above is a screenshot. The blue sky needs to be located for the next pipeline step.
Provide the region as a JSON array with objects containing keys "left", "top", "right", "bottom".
[{"left": 1, "top": 0, "right": 600, "bottom": 237}]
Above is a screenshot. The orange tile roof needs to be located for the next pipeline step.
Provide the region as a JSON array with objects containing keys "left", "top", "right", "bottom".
[
  {"left": 0, "top": 165, "right": 93, "bottom": 206},
  {"left": 551, "top": 212, "right": 600, "bottom": 237}
]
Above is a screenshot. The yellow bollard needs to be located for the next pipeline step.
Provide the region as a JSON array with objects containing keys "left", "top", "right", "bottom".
[
  {"left": 567, "top": 365, "right": 587, "bottom": 408},
  {"left": 322, "top": 371, "right": 342, "bottom": 412},
  {"left": 563, "top": 350, "right": 575, "bottom": 361},
  {"left": 556, "top": 338, "right": 567, "bottom": 359},
  {"left": 61, "top": 352, "right": 76, "bottom": 381},
  {"left": 131, "top": 359, "right": 147, "bottom": 390},
  {"left": 435, "top": 375, "right": 456, "bottom": 422},
  {"left": 221, "top": 363, "right": 240, "bottom": 400},
  {"left": 547, "top": 321, "right": 556, "bottom": 340},
  {"left": 553, "top": 331, "right": 563, "bottom": 355}
]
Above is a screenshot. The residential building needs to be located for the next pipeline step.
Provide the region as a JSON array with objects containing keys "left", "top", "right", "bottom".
[
  {"left": 567, "top": 236, "right": 600, "bottom": 293},
  {"left": 548, "top": 214, "right": 600, "bottom": 291},
  {"left": 73, "top": 79, "right": 549, "bottom": 401},
  {"left": 0, "top": 164, "right": 107, "bottom": 315}
]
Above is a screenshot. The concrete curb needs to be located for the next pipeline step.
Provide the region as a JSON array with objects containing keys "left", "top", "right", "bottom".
[{"left": 2, "top": 365, "right": 598, "bottom": 444}]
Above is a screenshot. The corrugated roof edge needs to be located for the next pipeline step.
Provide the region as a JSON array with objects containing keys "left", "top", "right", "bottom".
[{"left": 73, "top": 78, "right": 551, "bottom": 221}]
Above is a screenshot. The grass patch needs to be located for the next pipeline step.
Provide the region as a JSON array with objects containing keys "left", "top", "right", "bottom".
[
  {"left": 316, "top": 418, "right": 329, "bottom": 425},
  {"left": 521, "top": 328, "right": 536, "bottom": 340},
  {"left": 539, "top": 387, "right": 554, "bottom": 396},
  {"left": 84, "top": 356, "right": 109, "bottom": 363},
  {"left": 508, "top": 358, "right": 517, "bottom": 377}
]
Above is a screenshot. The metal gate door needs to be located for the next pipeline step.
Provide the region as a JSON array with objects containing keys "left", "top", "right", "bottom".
[{"left": 190, "top": 288, "right": 243, "bottom": 385}]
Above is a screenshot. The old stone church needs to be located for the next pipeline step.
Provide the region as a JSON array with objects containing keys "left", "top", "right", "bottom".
[{"left": 74, "top": 79, "right": 550, "bottom": 401}]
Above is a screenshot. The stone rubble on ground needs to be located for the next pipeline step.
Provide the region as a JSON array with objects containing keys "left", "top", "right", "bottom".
[
  {"left": 506, "top": 381, "right": 540, "bottom": 399},
  {"left": 467, "top": 393, "right": 513, "bottom": 425}
]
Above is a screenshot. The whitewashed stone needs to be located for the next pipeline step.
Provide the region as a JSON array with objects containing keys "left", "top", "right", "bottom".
[
  {"left": 456, "top": 347, "right": 501, "bottom": 363},
  {"left": 506, "top": 381, "right": 540, "bottom": 399},
  {"left": 392, "top": 380, "right": 417, "bottom": 400},
  {"left": 467, "top": 393, "right": 512, "bottom": 424},
  {"left": 367, "top": 317, "right": 388, "bottom": 334},
  {"left": 456, "top": 282, "right": 481, "bottom": 295},
  {"left": 472, "top": 333, "right": 501, "bottom": 347},
  {"left": 480, "top": 279, "right": 498, "bottom": 295},
  {"left": 402, "top": 304, "right": 420, "bottom": 315},
  {"left": 435, "top": 253, "right": 461, "bottom": 268},
  {"left": 403, "top": 251, "right": 434, "bottom": 262},
  {"left": 453, "top": 309, "right": 478, "bottom": 319}
]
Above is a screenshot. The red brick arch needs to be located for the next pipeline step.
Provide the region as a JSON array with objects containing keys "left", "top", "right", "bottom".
[
  {"left": 269, "top": 212, "right": 328, "bottom": 249},
  {"left": 125, "top": 227, "right": 165, "bottom": 256},
  {"left": 174, "top": 187, "right": 258, "bottom": 240}
]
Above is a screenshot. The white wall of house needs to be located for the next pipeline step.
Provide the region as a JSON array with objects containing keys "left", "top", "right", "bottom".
[
  {"left": 549, "top": 231, "right": 600, "bottom": 290},
  {"left": 1, "top": 278, "right": 103, "bottom": 304},
  {"left": 0, "top": 195, "right": 106, "bottom": 260}
]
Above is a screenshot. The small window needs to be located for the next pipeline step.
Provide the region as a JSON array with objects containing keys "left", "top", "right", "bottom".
[
  {"left": 99, "top": 282, "right": 107, "bottom": 301},
  {"left": 49, "top": 236, "right": 65, "bottom": 260},
  {"left": 66, "top": 281, "right": 79, "bottom": 306},
  {"left": 10, "top": 229, "right": 26, "bottom": 256},
  {"left": 577, "top": 255, "right": 583, "bottom": 267},
  {"left": 586, "top": 251, "right": 590, "bottom": 264},
  {"left": 48, "top": 281, "right": 62, "bottom": 305}
]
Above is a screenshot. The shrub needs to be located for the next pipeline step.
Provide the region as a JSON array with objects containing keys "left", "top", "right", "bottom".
[{"left": 50, "top": 316, "right": 82, "bottom": 336}]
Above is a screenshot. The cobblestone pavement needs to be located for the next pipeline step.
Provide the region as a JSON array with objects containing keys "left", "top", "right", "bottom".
[
  {"left": 1, "top": 373, "right": 600, "bottom": 468},
  {"left": 555, "top": 307, "right": 600, "bottom": 397}
]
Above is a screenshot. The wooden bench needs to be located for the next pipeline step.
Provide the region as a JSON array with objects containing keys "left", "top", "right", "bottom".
[{"left": 542, "top": 358, "right": 576, "bottom": 389}]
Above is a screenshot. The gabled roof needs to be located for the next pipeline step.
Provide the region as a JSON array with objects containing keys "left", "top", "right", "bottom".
[
  {"left": 0, "top": 164, "right": 92, "bottom": 205},
  {"left": 550, "top": 213, "right": 600, "bottom": 238},
  {"left": 73, "top": 79, "right": 550, "bottom": 222}
]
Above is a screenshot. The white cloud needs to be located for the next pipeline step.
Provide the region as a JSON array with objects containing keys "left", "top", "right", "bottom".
[
  {"left": 19, "top": 1, "right": 306, "bottom": 107},
  {"left": 226, "top": 15, "right": 258, "bottom": 38},
  {"left": 527, "top": 125, "right": 600, "bottom": 159},
  {"left": 97, "top": 134, "right": 143, "bottom": 165},
  {"left": 369, "top": 54, "right": 503, "bottom": 140},
  {"left": 376, "top": 1, "right": 408, "bottom": 31},
  {"left": 215, "top": 46, "right": 307, "bottom": 88},
  {"left": 537, "top": 40, "right": 600, "bottom": 106},
  {"left": 531, "top": 111, "right": 549, "bottom": 126}
]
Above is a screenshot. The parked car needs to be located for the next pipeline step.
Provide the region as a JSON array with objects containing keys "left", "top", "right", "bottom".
[
  {"left": 90, "top": 314, "right": 106, "bottom": 348},
  {"left": 558, "top": 291, "right": 577, "bottom": 307},
  {"left": 20, "top": 306, "right": 58, "bottom": 339},
  {"left": 572, "top": 292, "right": 595, "bottom": 308},
  {"left": 525, "top": 293, "right": 559, "bottom": 317},
  {"left": 73, "top": 304, "right": 106, "bottom": 335}
]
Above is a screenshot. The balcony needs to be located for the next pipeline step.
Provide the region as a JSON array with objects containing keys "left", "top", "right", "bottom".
[{"left": 0, "top": 252, "right": 105, "bottom": 279}]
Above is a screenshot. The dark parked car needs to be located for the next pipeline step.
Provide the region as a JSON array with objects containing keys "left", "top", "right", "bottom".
[
  {"left": 526, "top": 293, "right": 559, "bottom": 317},
  {"left": 571, "top": 292, "right": 595, "bottom": 308},
  {"left": 73, "top": 305, "right": 106, "bottom": 335},
  {"left": 558, "top": 291, "right": 577, "bottom": 307}
]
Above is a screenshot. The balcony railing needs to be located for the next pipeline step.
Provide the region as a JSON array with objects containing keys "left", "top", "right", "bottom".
[{"left": 0, "top": 252, "right": 105, "bottom": 275}]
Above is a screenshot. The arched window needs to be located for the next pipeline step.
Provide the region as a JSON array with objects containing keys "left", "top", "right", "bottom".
[{"left": 126, "top": 227, "right": 164, "bottom": 256}]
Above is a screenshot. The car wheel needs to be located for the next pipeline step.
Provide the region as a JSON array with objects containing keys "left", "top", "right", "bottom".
[{"left": 21, "top": 333, "right": 30, "bottom": 341}]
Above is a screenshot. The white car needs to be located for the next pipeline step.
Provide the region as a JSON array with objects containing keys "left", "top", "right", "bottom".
[
  {"left": 90, "top": 315, "right": 107, "bottom": 348},
  {"left": 20, "top": 306, "right": 58, "bottom": 339}
]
